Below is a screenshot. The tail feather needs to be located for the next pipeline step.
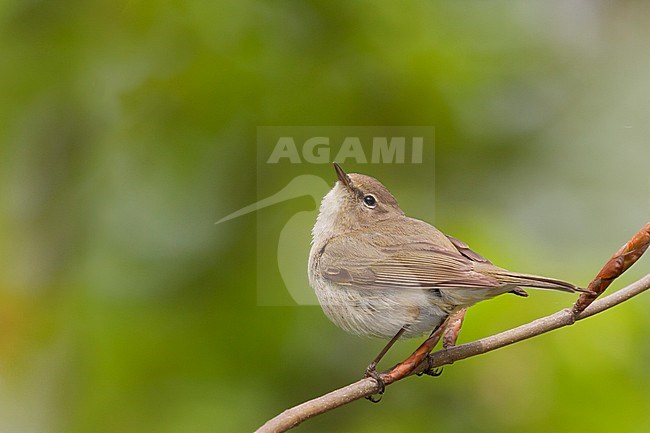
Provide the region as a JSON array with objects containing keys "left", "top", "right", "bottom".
[{"left": 495, "top": 271, "right": 584, "bottom": 293}]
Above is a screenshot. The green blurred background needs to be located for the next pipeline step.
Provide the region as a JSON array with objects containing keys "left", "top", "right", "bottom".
[{"left": 1, "top": 1, "right": 649, "bottom": 432}]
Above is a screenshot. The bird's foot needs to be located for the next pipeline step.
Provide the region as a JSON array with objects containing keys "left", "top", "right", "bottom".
[
  {"left": 364, "top": 366, "right": 385, "bottom": 403},
  {"left": 420, "top": 366, "right": 444, "bottom": 377},
  {"left": 417, "top": 354, "right": 444, "bottom": 377}
]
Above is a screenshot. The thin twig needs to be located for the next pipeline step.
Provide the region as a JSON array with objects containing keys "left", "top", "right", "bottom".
[
  {"left": 573, "top": 222, "right": 650, "bottom": 313},
  {"left": 256, "top": 274, "right": 650, "bottom": 433},
  {"left": 256, "top": 222, "right": 650, "bottom": 433}
]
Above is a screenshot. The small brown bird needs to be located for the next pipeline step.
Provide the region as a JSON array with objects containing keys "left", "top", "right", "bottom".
[{"left": 308, "top": 163, "right": 581, "bottom": 390}]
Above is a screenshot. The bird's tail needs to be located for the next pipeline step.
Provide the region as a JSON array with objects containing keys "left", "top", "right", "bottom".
[{"left": 492, "top": 269, "right": 584, "bottom": 293}]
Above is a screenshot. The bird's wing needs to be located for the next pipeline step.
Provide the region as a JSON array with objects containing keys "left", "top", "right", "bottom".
[
  {"left": 445, "top": 233, "right": 529, "bottom": 296},
  {"left": 445, "top": 234, "right": 491, "bottom": 263},
  {"left": 318, "top": 233, "right": 501, "bottom": 290}
]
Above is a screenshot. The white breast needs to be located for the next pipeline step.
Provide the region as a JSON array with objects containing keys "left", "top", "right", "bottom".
[{"left": 311, "top": 183, "right": 345, "bottom": 245}]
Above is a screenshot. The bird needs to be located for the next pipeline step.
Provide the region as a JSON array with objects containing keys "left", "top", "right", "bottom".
[{"left": 308, "top": 163, "right": 582, "bottom": 393}]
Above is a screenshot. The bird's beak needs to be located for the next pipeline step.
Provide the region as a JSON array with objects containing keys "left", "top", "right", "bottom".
[{"left": 333, "top": 163, "right": 353, "bottom": 192}]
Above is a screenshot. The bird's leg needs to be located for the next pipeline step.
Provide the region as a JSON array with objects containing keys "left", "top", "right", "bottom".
[
  {"left": 365, "top": 325, "right": 409, "bottom": 376},
  {"left": 364, "top": 325, "right": 408, "bottom": 402}
]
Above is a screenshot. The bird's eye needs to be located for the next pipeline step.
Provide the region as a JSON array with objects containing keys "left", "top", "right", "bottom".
[{"left": 363, "top": 194, "right": 377, "bottom": 208}]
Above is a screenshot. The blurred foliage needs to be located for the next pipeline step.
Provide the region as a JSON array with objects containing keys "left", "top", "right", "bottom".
[{"left": 0, "top": 1, "right": 649, "bottom": 432}]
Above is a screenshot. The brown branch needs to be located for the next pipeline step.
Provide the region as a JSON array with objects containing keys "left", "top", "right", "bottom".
[
  {"left": 573, "top": 222, "right": 650, "bottom": 313},
  {"left": 256, "top": 222, "right": 650, "bottom": 433}
]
